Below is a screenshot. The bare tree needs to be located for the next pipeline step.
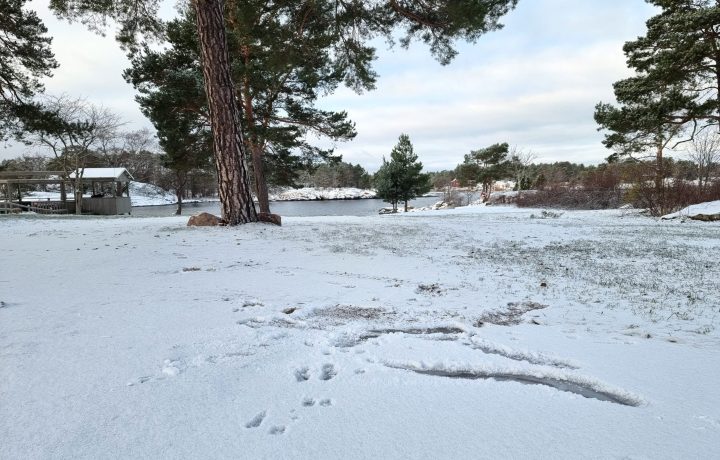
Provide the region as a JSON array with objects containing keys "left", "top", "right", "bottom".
[
  {"left": 32, "top": 94, "right": 124, "bottom": 214},
  {"left": 687, "top": 130, "right": 720, "bottom": 191},
  {"left": 509, "top": 146, "right": 536, "bottom": 190},
  {"left": 97, "top": 127, "right": 160, "bottom": 182}
]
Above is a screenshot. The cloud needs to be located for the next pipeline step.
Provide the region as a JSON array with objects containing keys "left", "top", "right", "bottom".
[{"left": 324, "top": 41, "right": 635, "bottom": 171}]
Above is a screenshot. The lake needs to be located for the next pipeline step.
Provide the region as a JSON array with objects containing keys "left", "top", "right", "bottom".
[{"left": 131, "top": 195, "right": 444, "bottom": 218}]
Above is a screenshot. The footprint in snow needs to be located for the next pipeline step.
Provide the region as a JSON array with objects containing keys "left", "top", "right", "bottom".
[
  {"left": 301, "top": 397, "right": 332, "bottom": 408},
  {"left": 319, "top": 364, "right": 337, "bottom": 381},
  {"left": 268, "top": 425, "right": 286, "bottom": 435},
  {"left": 294, "top": 367, "right": 310, "bottom": 382},
  {"left": 245, "top": 411, "right": 267, "bottom": 429}
]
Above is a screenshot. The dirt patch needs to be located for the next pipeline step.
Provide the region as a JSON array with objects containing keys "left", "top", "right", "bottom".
[
  {"left": 416, "top": 283, "right": 445, "bottom": 296},
  {"left": 475, "top": 301, "right": 547, "bottom": 326},
  {"left": 309, "top": 304, "right": 393, "bottom": 322}
]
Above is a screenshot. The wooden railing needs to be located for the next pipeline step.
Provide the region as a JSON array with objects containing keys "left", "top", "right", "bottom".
[{"left": 0, "top": 201, "right": 68, "bottom": 214}]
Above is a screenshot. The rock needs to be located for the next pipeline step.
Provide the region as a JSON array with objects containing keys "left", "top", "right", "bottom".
[
  {"left": 690, "top": 213, "right": 720, "bottom": 222},
  {"left": 187, "top": 212, "right": 224, "bottom": 226},
  {"left": 258, "top": 212, "right": 282, "bottom": 226}
]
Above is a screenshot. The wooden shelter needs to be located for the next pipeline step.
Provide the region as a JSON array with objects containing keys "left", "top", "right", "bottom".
[{"left": 0, "top": 168, "right": 133, "bottom": 215}]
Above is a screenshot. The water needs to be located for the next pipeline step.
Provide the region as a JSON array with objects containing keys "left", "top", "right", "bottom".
[{"left": 131, "top": 195, "right": 443, "bottom": 218}]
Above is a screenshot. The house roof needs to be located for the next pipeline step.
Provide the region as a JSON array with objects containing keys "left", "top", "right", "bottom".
[{"left": 69, "top": 168, "right": 134, "bottom": 181}]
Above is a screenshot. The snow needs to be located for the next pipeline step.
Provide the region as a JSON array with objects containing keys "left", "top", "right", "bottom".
[
  {"left": 22, "top": 181, "right": 199, "bottom": 207},
  {"left": 68, "top": 167, "right": 133, "bottom": 180},
  {"left": 270, "top": 187, "right": 376, "bottom": 201},
  {"left": 24, "top": 184, "right": 377, "bottom": 206},
  {"left": 662, "top": 199, "right": 720, "bottom": 220},
  {"left": 1, "top": 208, "right": 719, "bottom": 458},
  {"left": 128, "top": 181, "right": 178, "bottom": 206}
]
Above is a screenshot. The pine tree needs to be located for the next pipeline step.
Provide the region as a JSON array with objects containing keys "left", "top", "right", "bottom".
[
  {"left": 0, "top": 0, "right": 58, "bottom": 140},
  {"left": 375, "top": 134, "right": 430, "bottom": 212},
  {"left": 374, "top": 157, "right": 402, "bottom": 212},
  {"left": 125, "top": 4, "right": 360, "bottom": 216},
  {"left": 464, "top": 142, "right": 510, "bottom": 198},
  {"left": 594, "top": 0, "right": 720, "bottom": 213},
  {"left": 51, "top": 0, "right": 518, "bottom": 225}
]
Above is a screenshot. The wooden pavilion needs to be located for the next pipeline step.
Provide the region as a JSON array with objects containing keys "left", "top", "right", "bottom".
[{"left": 0, "top": 168, "right": 133, "bottom": 215}]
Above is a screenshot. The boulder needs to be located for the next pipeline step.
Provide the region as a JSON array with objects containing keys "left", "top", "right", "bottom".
[
  {"left": 187, "top": 212, "right": 224, "bottom": 226},
  {"left": 690, "top": 213, "right": 720, "bottom": 222},
  {"left": 258, "top": 212, "right": 282, "bottom": 226}
]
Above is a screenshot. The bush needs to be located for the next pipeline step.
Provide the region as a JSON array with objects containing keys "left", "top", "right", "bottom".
[
  {"left": 516, "top": 188, "right": 625, "bottom": 209},
  {"left": 627, "top": 179, "right": 720, "bottom": 216}
]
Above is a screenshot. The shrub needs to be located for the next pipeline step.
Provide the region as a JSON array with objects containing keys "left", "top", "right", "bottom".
[{"left": 516, "top": 188, "right": 625, "bottom": 209}]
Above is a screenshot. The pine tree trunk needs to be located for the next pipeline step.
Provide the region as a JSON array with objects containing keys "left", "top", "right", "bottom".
[
  {"left": 175, "top": 191, "right": 183, "bottom": 215},
  {"left": 250, "top": 142, "right": 271, "bottom": 214},
  {"left": 655, "top": 142, "right": 665, "bottom": 214},
  {"left": 193, "top": 0, "right": 257, "bottom": 225}
]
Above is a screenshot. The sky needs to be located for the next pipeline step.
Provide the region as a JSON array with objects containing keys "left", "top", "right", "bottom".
[{"left": 2, "top": 0, "right": 659, "bottom": 171}]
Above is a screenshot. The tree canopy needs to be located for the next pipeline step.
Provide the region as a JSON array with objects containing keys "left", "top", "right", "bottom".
[
  {"left": 0, "top": 0, "right": 58, "bottom": 140},
  {"left": 463, "top": 142, "right": 510, "bottom": 196},
  {"left": 594, "top": 0, "right": 720, "bottom": 209},
  {"left": 50, "top": 0, "right": 518, "bottom": 224},
  {"left": 595, "top": 0, "right": 720, "bottom": 159},
  {"left": 126, "top": 3, "right": 362, "bottom": 214}
]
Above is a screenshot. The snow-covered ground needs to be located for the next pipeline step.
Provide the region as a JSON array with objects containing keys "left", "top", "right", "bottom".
[{"left": 1, "top": 207, "right": 719, "bottom": 459}]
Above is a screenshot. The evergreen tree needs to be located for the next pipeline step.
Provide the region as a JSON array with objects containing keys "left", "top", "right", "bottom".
[
  {"left": 0, "top": 0, "right": 58, "bottom": 140},
  {"left": 51, "top": 0, "right": 517, "bottom": 225},
  {"left": 595, "top": 0, "right": 720, "bottom": 203},
  {"left": 464, "top": 142, "right": 510, "bottom": 198},
  {"left": 307, "top": 161, "right": 372, "bottom": 189},
  {"left": 373, "top": 158, "right": 402, "bottom": 212},
  {"left": 375, "top": 134, "right": 430, "bottom": 212},
  {"left": 125, "top": 4, "right": 358, "bottom": 215}
]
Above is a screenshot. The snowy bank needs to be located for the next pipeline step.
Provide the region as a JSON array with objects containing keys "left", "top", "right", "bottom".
[
  {"left": 269, "top": 187, "right": 376, "bottom": 201},
  {"left": 662, "top": 200, "right": 720, "bottom": 221},
  {"left": 128, "top": 181, "right": 178, "bottom": 206}
]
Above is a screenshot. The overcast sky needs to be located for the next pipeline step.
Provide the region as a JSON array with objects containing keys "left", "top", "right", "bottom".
[{"left": 3, "top": 0, "right": 658, "bottom": 171}]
